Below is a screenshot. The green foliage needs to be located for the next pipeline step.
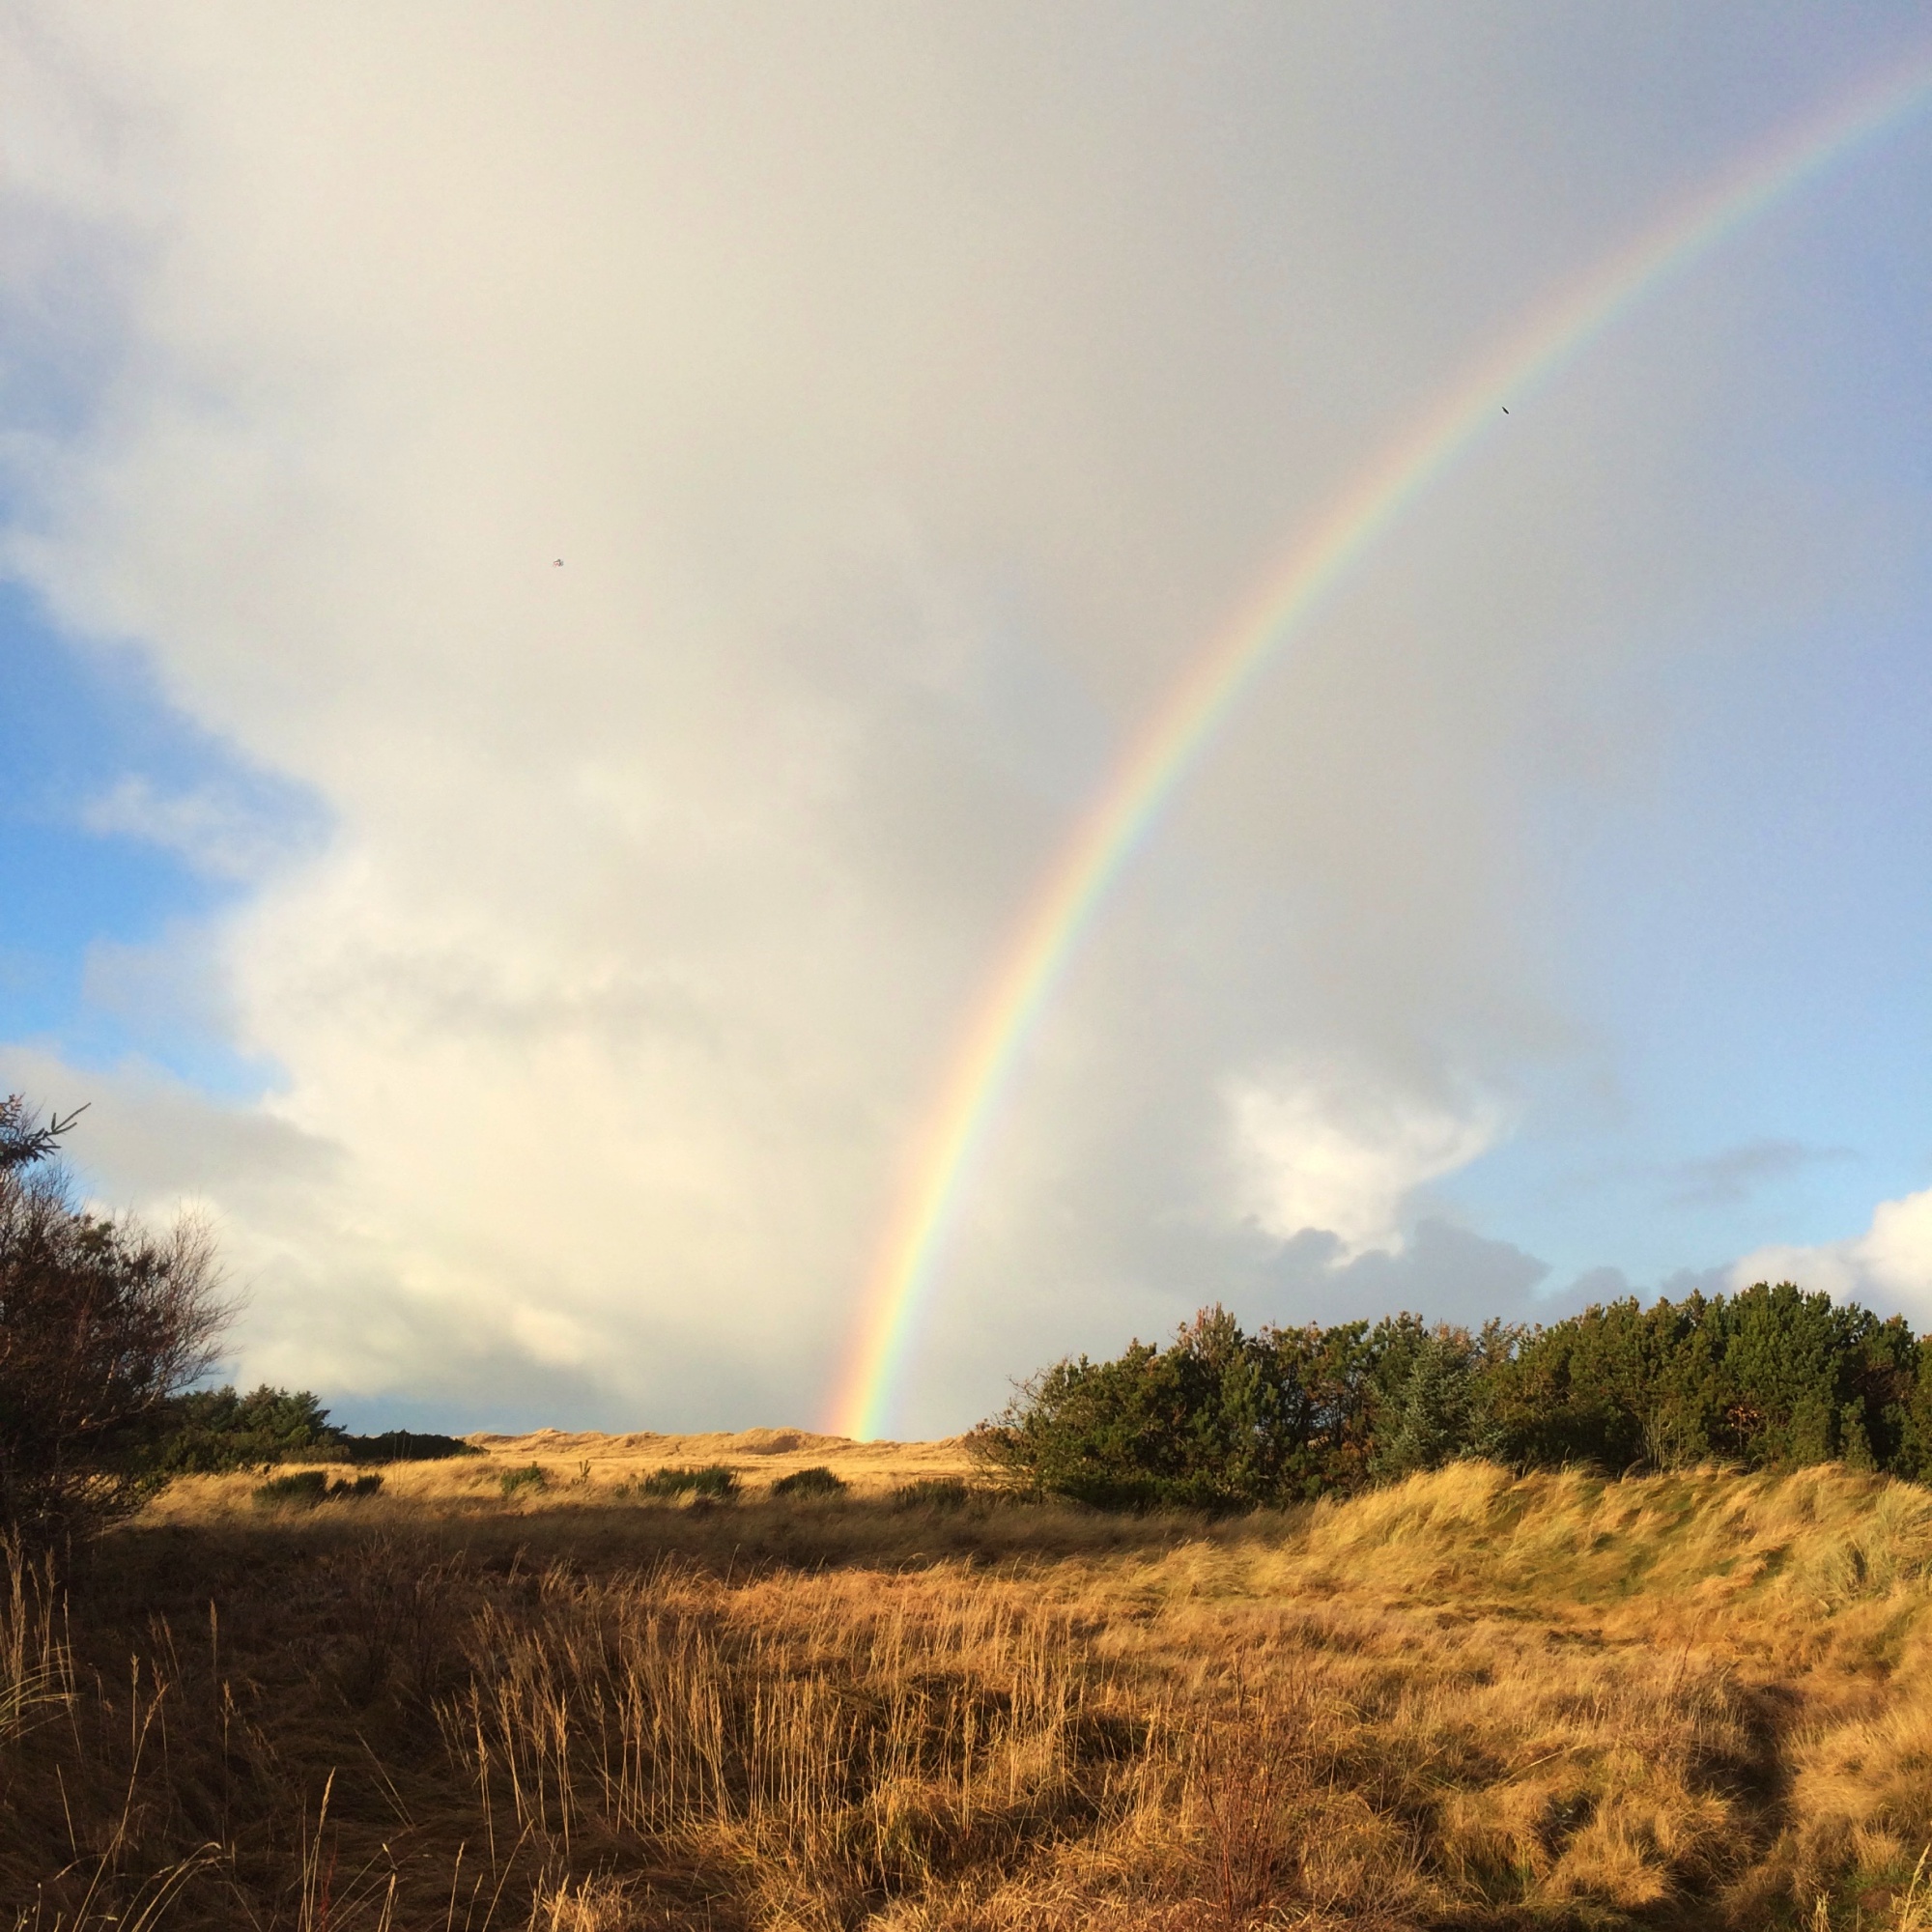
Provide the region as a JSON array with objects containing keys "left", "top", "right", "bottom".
[
  {"left": 976, "top": 1306, "right": 1438, "bottom": 1510},
  {"left": 893, "top": 1477, "right": 972, "bottom": 1511},
  {"left": 1482, "top": 1285, "right": 1919, "bottom": 1477},
  {"left": 771, "top": 1465, "right": 847, "bottom": 1498},
  {"left": 1372, "top": 1325, "right": 1482, "bottom": 1481},
  {"left": 639, "top": 1463, "right": 739, "bottom": 1501},
  {"left": 153, "top": 1386, "right": 483, "bottom": 1474},
  {"left": 155, "top": 1385, "right": 341, "bottom": 1473},
  {"left": 499, "top": 1463, "right": 549, "bottom": 1499},
  {"left": 980, "top": 1287, "right": 1932, "bottom": 1512},
  {"left": 0, "top": 1094, "right": 83, "bottom": 1172}
]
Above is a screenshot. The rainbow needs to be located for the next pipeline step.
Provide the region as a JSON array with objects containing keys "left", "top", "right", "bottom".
[{"left": 829, "top": 51, "right": 1932, "bottom": 1440}]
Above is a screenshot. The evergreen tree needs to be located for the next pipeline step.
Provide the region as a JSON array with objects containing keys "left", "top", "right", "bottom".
[{"left": 977, "top": 1284, "right": 1932, "bottom": 1511}]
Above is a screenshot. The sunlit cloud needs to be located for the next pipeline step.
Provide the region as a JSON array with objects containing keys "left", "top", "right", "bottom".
[
  {"left": 1227, "top": 1072, "right": 1503, "bottom": 1260},
  {"left": 1735, "top": 1184, "right": 1932, "bottom": 1321}
]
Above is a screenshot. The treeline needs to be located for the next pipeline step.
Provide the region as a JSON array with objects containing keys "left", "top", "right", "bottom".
[
  {"left": 973, "top": 1286, "right": 1932, "bottom": 1510},
  {"left": 153, "top": 1383, "right": 480, "bottom": 1474}
]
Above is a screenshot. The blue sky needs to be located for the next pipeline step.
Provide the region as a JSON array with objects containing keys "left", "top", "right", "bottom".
[
  {"left": 3, "top": 6, "right": 1931, "bottom": 1435},
  {"left": 0, "top": 585, "right": 319, "bottom": 1088},
  {"left": 1462, "top": 178, "right": 1932, "bottom": 1296}
]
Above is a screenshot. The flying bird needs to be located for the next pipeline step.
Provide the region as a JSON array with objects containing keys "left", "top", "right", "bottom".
[{"left": 1501, "top": 406, "right": 1509, "bottom": 414}]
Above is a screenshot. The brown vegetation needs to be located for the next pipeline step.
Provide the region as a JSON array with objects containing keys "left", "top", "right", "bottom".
[
  {"left": 0, "top": 1161, "right": 226, "bottom": 1542},
  {"left": 10, "top": 1451, "right": 1932, "bottom": 1927}
]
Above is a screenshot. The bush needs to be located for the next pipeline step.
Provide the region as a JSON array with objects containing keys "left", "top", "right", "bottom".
[
  {"left": 639, "top": 1463, "right": 739, "bottom": 1501},
  {"left": 0, "top": 1096, "right": 228, "bottom": 1541},
  {"left": 252, "top": 1469, "right": 384, "bottom": 1509},
  {"left": 893, "top": 1476, "right": 971, "bottom": 1511},
  {"left": 771, "top": 1464, "right": 847, "bottom": 1499},
  {"left": 253, "top": 1470, "right": 327, "bottom": 1509},
  {"left": 500, "top": 1463, "right": 548, "bottom": 1499},
  {"left": 152, "top": 1388, "right": 484, "bottom": 1475},
  {"left": 979, "top": 1289, "right": 1932, "bottom": 1512},
  {"left": 338, "top": 1430, "right": 481, "bottom": 1465},
  {"left": 154, "top": 1384, "right": 340, "bottom": 1474},
  {"left": 974, "top": 1306, "right": 1424, "bottom": 1512}
]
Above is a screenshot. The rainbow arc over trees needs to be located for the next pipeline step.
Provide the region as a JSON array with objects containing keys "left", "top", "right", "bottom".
[{"left": 828, "top": 52, "right": 1932, "bottom": 1441}]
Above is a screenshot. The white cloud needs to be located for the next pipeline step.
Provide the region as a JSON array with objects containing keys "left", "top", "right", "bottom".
[
  {"left": 1227, "top": 1071, "right": 1501, "bottom": 1259},
  {"left": 1734, "top": 1185, "right": 1932, "bottom": 1317}
]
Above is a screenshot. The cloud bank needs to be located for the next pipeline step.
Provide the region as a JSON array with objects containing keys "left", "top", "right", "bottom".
[{"left": 2, "top": 8, "right": 1926, "bottom": 1430}]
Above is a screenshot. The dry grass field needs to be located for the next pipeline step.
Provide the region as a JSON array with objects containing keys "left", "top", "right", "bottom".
[
  {"left": 137, "top": 1428, "right": 982, "bottom": 1524},
  {"left": 11, "top": 1439, "right": 1932, "bottom": 1929}
]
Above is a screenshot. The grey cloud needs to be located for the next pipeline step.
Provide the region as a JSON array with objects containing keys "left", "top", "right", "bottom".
[
  {"left": 81, "top": 927, "right": 240, "bottom": 1049},
  {"left": 1558, "top": 1265, "right": 1635, "bottom": 1312},
  {"left": 1656, "top": 1266, "right": 1735, "bottom": 1300},
  {"left": 0, "top": 1043, "right": 339, "bottom": 1207},
  {"left": 1662, "top": 1138, "right": 1855, "bottom": 1210},
  {"left": 243, "top": 1282, "right": 810, "bottom": 1438},
  {"left": 1245, "top": 1247, "right": 1750, "bottom": 1349},
  {"left": 1253, "top": 1218, "right": 1552, "bottom": 1330}
]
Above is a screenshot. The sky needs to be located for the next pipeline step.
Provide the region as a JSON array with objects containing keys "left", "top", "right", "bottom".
[{"left": 3, "top": 5, "right": 1931, "bottom": 1437}]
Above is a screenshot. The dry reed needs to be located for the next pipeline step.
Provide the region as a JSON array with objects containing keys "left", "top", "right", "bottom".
[{"left": 7, "top": 1462, "right": 1932, "bottom": 1925}]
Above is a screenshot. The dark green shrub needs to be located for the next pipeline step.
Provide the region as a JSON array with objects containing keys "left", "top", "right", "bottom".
[
  {"left": 154, "top": 1387, "right": 481, "bottom": 1476},
  {"left": 975, "top": 1306, "right": 1436, "bottom": 1512},
  {"left": 250, "top": 1469, "right": 383, "bottom": 1508},
  {"left": 253, "top": 1469, "right": 328, "bottom": 1509},
  {"left": 893, "top": 1476, "right": 971, "bottom": 1511},
  {"left": 771, "top": 1464, "right": 846, "bottom": 1499},
  {"left": 338, "top": 1430, "right": 481, "bottom": 1465},
  {"left": 639, "top": 1463, "right": 738, "bottom": 1501},
  {"left": 1482, "top": 1284, "right": 1919, "bottom": 1476},
  {"left": 499, "top": 1463, "right": 548, "bottom": 1499},
  {"left": 982, "top": 1287, "right": 1932, "bottom": 1513}
]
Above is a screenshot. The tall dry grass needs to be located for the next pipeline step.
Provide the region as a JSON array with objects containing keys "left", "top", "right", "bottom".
[{"left": 8, "top": 1463, "right": 1932, "bottom": 1925}]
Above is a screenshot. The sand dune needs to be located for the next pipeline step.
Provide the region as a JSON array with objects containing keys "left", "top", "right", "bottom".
[{"left": 465, "top": 1426, "right": 976, "bottom": 1488}]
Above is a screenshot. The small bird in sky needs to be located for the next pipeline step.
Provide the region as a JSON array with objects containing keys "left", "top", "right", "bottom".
[{"left": 1501, "top": 406, "right": 1509, "bottom": 414}]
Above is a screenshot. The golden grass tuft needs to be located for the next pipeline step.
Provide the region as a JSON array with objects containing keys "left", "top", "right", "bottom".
[{"left": 11, "top": 1457, "right": 1932, "bottom": 1924}]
